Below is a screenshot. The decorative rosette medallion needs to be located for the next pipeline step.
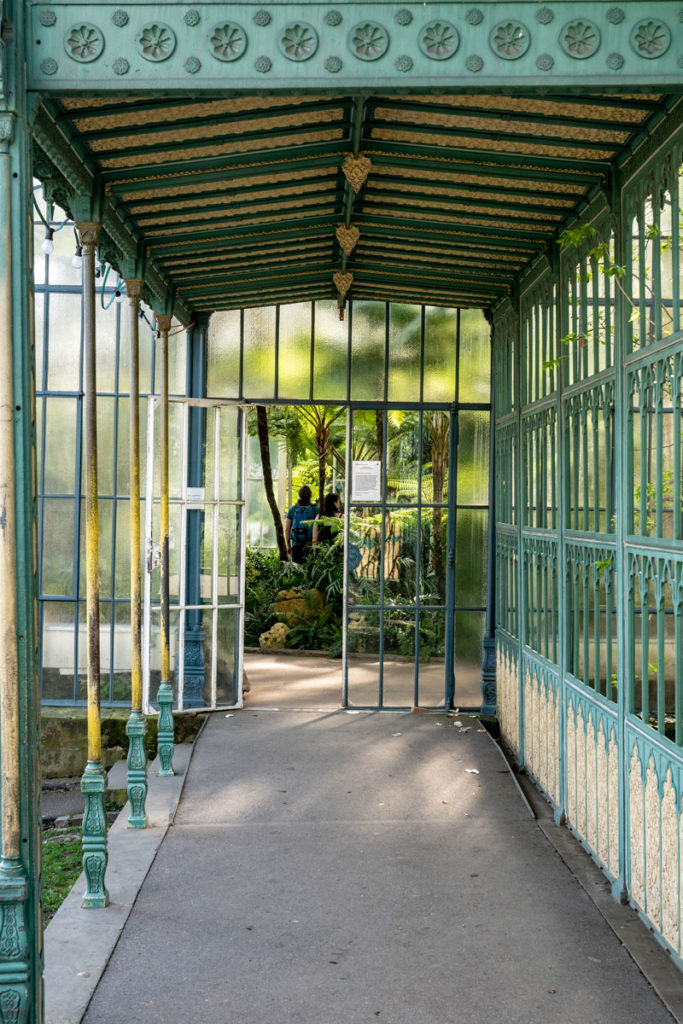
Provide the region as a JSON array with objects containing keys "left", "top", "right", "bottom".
[
  {"left": 348, "top": 21, "right": 389, "bottom": 61},
  {"left": 418, "top": 21, "right": 459, "bottom": 61}
]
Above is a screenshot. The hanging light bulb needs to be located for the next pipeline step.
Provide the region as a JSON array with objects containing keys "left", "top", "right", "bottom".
[
  {"left": 41, "top": 227, "right": 54, "bottom": 256},
  {"left": 71, "top": 244, "right": 83, "bottom": 270}
]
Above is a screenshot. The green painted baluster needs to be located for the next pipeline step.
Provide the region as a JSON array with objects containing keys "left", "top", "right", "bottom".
[
  {"left": 674, "top": 354, "right": 682, "bottom": 541},
  {"left": 654, "top": 361, "right": 664, "bottom": 539},
  {"left": 579, "top": 255, "right": 589, "bottom": 380},
  {"left": 639, "top": 376, "right": 648, "bottom": 536},
  {"left": 572, "top": 559, "right": 580, "bottom": 677},
  {"left": 593, "top": 558, "right": 601, "bottom": 694},
  {"left": 675, "top": 568, "right": 683, "bottom": 747},
  {"left": 591, "top": 254, "right": 600, "bottom": 374},
  {"left": 582, "top": 560, "right": 590, "bottom": 686},
  {"left": 639, "top": 561, "right": 650, "bottom": 726},
  {"left": 652, "top": 200, "right": 662, "bottom": 343},
  {"left": 592, "top": 393, "right": 600, "bottom": 534},
  {"left": 656, "top": 571, "right": 666, "bottom": 736},
  {"left": 572, "top": 404, "right": 580, "bottom": 530},
  {"left": 638, "top": 209, "right": 647, "bottom": 346},
  {"left": 582, "top": 394, "right": 590, "bottom": 531},
  {"left": 605, "top": 563, "right": 614, "bottom": 701},
  {"left": 671, "top": 168, "right": 680, "bottom": 335}
]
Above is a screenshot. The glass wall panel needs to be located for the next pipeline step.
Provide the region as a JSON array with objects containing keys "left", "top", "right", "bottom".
[
  {"left": 455, "top": 509, "right": 488, "bottom": 609},
  {"left": 46, "top": 291, "right": 81, "bottom": 392},
  {"left": 454, "top": 610, "right": 485, "bottom": 706},
  {"left": 207, "top": 309, "right": 240, "bottom": 398},
  {"left": 351, "top": 301, "right": 385, "bottom": 401},
  {"left": 243, "top": 306, "right": 276, "bottom": 398},
  {"left": 41, "top": 499, "right": 76, "bottom": 596},
  {"left": 423, "top": 307, "right": 456, "bottom": 402},
  {"left": 383, "top": 608, "right": 416, "bottom": 707},
  {"left": 347, "top": 607, "right": 380, "bottom": 707},
  {"left": 386, "top": 410, "right": 419, "bottom": 503},
  {"left": 214, "top": 608, "right": 239, "bottom": 704},
  {"left": 43, "top": 398, "right": 78, "bottom": 493},
  {"left": 217, "top": 505, "right": 241, "bottom": 603},
  {"left": 279, "top": 302, "right": 311, "bottom": 399},
  {"left": 348, "top": 508, "right": 381, "bottom": 606},
  {"left": 458, "top": 309, "right": 491, "bottom": 403},
  {"left": 314, "top": 300, "right": 348, "bottom": 401},
  {"left": 457, "top": 412, "right": 489, "bottom": 507},
  {"left": 417, "top": 609, "right": 446, "bottom": 708},
  {"left": 422, "top": 411, "right": 450, "bottom": 505},
  {"left": 388, "top": 304, "right": 421, "bottom": 403},
  {"left": 218, "top": 406, "right": 243, "bottom": 501},
  {"left": 384, "top": 508, "right": 418, "bottom": 605},
  {"left": 41, "top": 602, "right": 78, "bottom": 701}
]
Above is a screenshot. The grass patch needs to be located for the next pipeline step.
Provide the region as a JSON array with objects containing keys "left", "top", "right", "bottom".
[{"left": 42, "top": 829, "right": 83, "bottom": 926}]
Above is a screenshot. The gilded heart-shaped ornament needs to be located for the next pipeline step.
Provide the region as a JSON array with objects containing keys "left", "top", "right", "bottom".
[
  {"left": 342, "top": 153, "right": 372, "bottom": 192},
  {"left": 336, "top": 223, "right": 360, "bottom": 254},
  {"left": 333, "top": 270, "right": 353, "bottom": 296}
]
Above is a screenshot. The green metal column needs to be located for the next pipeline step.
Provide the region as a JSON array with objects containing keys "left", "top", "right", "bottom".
[
  {"left": 125, "top": 279, "right": 147, "bottom": 826},
  {"left": 0, "top": 3, "right": 44, "bottom": 1018},
  {"left": 0, "top": 114, "right": 31, "bottom": 1024},
  {"left": 76, "top": 221, "right": 109, "bottom": 908},
  {"left": 155, "top": 314, "right": 175, "bottom": 776}
]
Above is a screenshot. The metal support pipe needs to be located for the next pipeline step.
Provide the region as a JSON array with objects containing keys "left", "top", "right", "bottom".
[
  {"left": 125, "top": 279, "right": 148, "bottom": 826},
  {"left": 156, "top": 314, "right": 175, "bottom": 775},
  {"left": 77, "top": 220, "right": 109, "bottom": 908},
  {"left": 0, "top": 111, "right": 30, "bottom": 1022},
  {"left": 481, "top": 315, "right": 497, "bottom": 715}
]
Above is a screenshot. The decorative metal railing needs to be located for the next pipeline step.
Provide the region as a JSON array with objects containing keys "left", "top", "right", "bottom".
[{"left": 495, "top": 115, "right": 683, "bottom": 966}]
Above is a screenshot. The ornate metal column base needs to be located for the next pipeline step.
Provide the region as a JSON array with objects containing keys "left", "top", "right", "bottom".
[
  {"left": 480, "top": 634, "right": 497, "bottom": 716},
  {"left": 183, "top": 625, "right": 206, "bottom": 708},
  {"left": 156, "top": 683, "right": 175, "bottom": 776},
  {"left": 0, "top": 858, "right": 29, "bottom": 1024},
  {"left": 80, "top": 761, "right": 110, "bottom": 908},
  {"left": 125, "top": 711, "right": 148, "bottom": 828}
]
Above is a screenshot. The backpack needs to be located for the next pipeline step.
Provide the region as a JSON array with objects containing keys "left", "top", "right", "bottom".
[{"left": 290, "top": 503, "right": 316, "bottom": 545}]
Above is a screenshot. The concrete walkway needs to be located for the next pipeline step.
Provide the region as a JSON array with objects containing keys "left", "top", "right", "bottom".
[{"left": 55, "top": 711, "right": 677, "bottom": 1024}]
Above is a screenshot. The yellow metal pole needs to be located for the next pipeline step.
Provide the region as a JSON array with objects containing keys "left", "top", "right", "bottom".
[
  {"left": 155, "top": 313, "right": 174, "bottom": 775},
  {"left": 77, "top": 221, "right": 109, "bottom": 908},
  {"left": 125, "top": 279, "right": 147, "bottom": 826}
]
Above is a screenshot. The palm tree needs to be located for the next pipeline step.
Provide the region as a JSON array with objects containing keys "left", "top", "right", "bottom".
[
  {"left": 295, "top": 405, "right": 345, "bottom": 508},
  {"left": 255, "top": 405, "right": 289, "bottom": 561}
]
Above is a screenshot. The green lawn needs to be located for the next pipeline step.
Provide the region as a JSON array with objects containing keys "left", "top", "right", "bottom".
[{"left": 41, "top": 829, "right": 83, "bottom": 926}]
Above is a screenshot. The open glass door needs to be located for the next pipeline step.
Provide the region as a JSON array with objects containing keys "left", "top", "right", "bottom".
[
  {"left": 143, "top": 398, "right": 247, "bottom": 712},
  {"left": 343, "top": 406, "right": 457, "bottom": 710}
]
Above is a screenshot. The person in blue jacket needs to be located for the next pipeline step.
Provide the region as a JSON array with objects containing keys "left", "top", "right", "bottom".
[{"left": 285, "top": 485, "right": 318, "bottom": 563}]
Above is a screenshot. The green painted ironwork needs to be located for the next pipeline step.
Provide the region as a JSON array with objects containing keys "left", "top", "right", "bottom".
[{"left": 26, "top": 3, "right": 683, "bottom": 92}]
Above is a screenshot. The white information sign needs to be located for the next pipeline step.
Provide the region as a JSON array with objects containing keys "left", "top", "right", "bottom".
[
  {"left": 186, "top": 486, "right": 205, "bottom": 510},
  {"left": 352, "top": 460, "right": 381, "bottom": 502}
]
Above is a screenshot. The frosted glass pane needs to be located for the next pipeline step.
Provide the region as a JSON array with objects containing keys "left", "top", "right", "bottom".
[
  {"left": 314, "top": 300, "right": 348, "bottom": 401},
  {"left": 423, "top": 307, "right": 456, "bottom": 403},
  {"left": 46, "top": 291, "right": 81, "bottom": 392},
  {"left": 457, "top": 412, "right": 489, "bottom": 506},
  {"left": 459, "top": 308, "right": 491, "bottom": 403},
  {"left": 351, "top": 301, "right": 385, "bottom": 401},
  {"left": 44, "top": 397, "right": 78, "bottom": 493},
  {"left": 279, "top": 302, "right": 311, "bottom": 400},
  {"left": 388, "top": 304, "right": 421, "bottom": 402},
  {"left": 243, "top": 306, "right": 275, "bottom": 399},
  {"left": 207, "top": 310, "right": 240, "bottom": 398}
]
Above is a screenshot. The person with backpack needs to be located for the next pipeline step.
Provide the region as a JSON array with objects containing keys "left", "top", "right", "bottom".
[{"left": 285, "top": 485, "right": 318, "bottom": 564}]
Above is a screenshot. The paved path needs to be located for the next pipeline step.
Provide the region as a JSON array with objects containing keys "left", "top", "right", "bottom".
[{"left": 82, "top": 711, "right": 674, "bottom": 1024}]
